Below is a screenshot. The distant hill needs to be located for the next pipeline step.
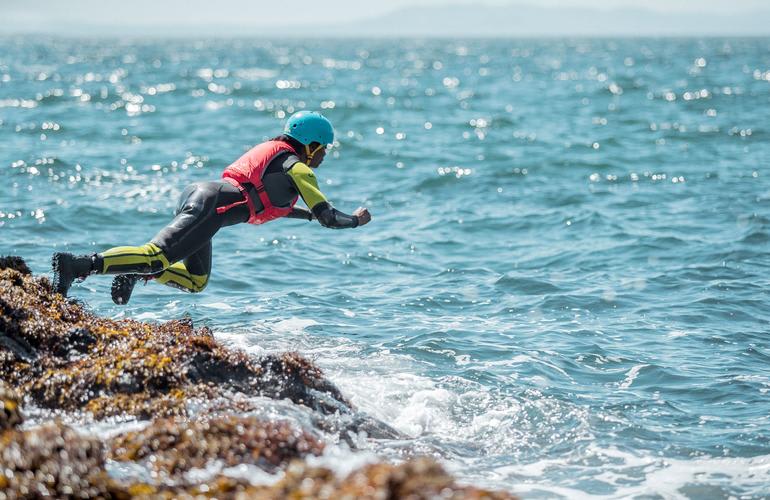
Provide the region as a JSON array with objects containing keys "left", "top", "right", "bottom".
[
  {"left": 319, "top": 5, "right": 770, "bottom": 37},
  {"left": 2, "top": 2, "right": 769, "bottom": 37}
]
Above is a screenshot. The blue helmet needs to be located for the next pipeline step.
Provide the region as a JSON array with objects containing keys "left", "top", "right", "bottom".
[{"left": 283, "top": 111, "right": 334, "bottom": 146}]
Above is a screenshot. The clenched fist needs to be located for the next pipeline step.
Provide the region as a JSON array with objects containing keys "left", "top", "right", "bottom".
[{"left": 353, "top": 207, "right": 372, "bottom": 226}]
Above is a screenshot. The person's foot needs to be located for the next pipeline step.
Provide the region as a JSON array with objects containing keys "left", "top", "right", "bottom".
[
  {"left": 51, "top": 252, "right": 95, "bottom": 297},
  {"left": 111, "top": 274, "right": 140, "bottom": 305}
]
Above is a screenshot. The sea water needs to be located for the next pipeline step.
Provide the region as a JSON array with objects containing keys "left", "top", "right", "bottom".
[{"left": 1, "top": 37, "right": 769, "bottom": 498}]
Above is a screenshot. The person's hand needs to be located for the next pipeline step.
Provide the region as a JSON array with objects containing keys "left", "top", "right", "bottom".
[{"left": 353, "top": 207, "right": 371, "bottom": 226}]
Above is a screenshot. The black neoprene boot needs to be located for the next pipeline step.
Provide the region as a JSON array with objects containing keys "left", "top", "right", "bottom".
[
  {"left": 51, "top": 252, "right": 99, "bottom": 297},
  {"left": 111, "top": 274, "right": 140, "bottom": 305}
]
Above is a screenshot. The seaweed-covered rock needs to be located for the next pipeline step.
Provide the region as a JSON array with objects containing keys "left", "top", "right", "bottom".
[
  {"left": 0, "top": 382, "right": 23, "bottom": 431},
  {"left": 0, "top": 422, "right": 120, "bottom": 498},
  {"left": 110, "top": 415, "right": 325, "bottom": 477},
  {"left": 125, "top": 458, "right": 518, "bottom": 499},
  {"left": 0, "top": 256, "right": 31, "bottom": 275},
  {"left": 0, "top": 419, "right": 516, "bottom": 500},
  {"left": 0, "top": 257, "right": 351, "bottom": 419},
  {"left": 257, "top": 351, "right": 352, "bottom": 413},
  {"left": 271, "top": 458, "right": 516, "bottom": 500}
]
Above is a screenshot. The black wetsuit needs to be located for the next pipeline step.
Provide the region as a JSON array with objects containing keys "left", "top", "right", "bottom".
[{"left": 97, "top": 149, "right": 359, "bottom": 293}]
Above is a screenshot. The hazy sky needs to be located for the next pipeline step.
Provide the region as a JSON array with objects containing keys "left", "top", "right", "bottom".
[{"left": 3, "top": 0, "right": 769, "bottom": 28}]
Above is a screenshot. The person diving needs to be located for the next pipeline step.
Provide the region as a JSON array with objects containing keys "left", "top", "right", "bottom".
[{"left": 51, "top": 111, "right": 371, "bottom": 304}]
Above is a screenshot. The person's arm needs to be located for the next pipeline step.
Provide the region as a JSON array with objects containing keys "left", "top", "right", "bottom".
[
  {"left": 312, "top": 201, "right": 358, "bottom": 228},
  {"left": 286, "top": 207, "right": 313, "bottom": 220},
  {"left": 286, "top": 162, "right": 369, "bottom": 229}
]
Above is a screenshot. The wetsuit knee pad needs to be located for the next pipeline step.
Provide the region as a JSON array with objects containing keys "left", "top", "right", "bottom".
[
  {"left": 187, "top": 274, "right": 208, "bottom": 293},
  {"left": 154, "top": 263, "right": 209, "bottom": 293},
  {"left": 100, "top": 243, "right": 170, "bottom": 275}
]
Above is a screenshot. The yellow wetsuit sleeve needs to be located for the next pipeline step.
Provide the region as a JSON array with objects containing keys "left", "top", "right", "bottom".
[{"left": 286, "top": 162, "right": 328, "bottom": 210}]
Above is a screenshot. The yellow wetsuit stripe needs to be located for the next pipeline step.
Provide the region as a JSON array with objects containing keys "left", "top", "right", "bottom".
[
  {"left": 101, "top": 243, "right": 170, "bottom": 274},
  {"left": 286, "top": 161, "right": 328, "bottom": 210},
  {"left": 155, "top": 262, "right": 209, "bottom": 293}
]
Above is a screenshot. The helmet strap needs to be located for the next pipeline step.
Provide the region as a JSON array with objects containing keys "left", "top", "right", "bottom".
[{"left": 304, "top": 144, "right": 325, "bottom": 165}]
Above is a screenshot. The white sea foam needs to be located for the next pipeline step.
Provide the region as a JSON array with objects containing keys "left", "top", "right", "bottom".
[
  {"left": 215, "top": 316, "right": 322, "bottom": 356},
  {"left": 79, "top": 419, "right": 150, "bottom": 441},
  {"left": 204, "top": 319, "right": 770, "bottom": 497},
  {"left": 616, "top": 453, "right": 770, "bottom": 498},
  {"left": 477, "top": 442, "right": 770, "bottom": 498},
  {"left": 304, "top": 445, "right": 381, "bottom": 478},
  {"left": 222, "top": 463, "right": 284, "bottom": 485},
  {"left": 271, "top": 317, "right": 319, "bottom": 334},
  {"left": 184, "top": 459, "right": 226, "bottom": 484},
  {"left": 231, "top": 320, "right": 767, "bottom": 497},
  {"left": 618, "top": 364, "right": 647, "bottom": 389},
  {"left": 201, "top": 301, "right": 236, "bottom": 310}
]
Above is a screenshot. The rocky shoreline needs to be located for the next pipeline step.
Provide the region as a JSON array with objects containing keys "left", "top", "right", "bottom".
[{"left": 0, "top": 256, "right": 516, "bottom": 498}]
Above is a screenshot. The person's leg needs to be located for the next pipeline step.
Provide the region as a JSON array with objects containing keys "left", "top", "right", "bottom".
[
  {"left": 109, "top": 181, "right": 244, "bottom": 304},
  {"left": 111, "top": 242, "right": 211, "bottom": 303},
  {"left": 54, "top": 240, "right": 177, "bottom": 299},
  {"left": 55, "top": 181, "right": 245, "bottom": 301},
  {"left": 51, "top": 252, "right": 101, "bottom": 296},
  {"left": 154, "top": 241, "right": 211, "bottom": 293},
  {"left": 54, "top": 182, "right": 217, "bottom": 298},
  {"left": 98, "top": 181, "right": 216, "bottom": 279},
  {"left": 99, "top": 242, "right": 170, "bottom": 275}
]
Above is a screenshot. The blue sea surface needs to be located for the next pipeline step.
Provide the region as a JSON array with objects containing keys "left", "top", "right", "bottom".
[{"left": 1, "top": 37, "right": 769, "bottom": 498}]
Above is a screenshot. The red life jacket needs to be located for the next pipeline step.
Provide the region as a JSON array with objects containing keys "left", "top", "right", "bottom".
[{"left": 219, "top": 140, "right": 299, "bottom": 225}]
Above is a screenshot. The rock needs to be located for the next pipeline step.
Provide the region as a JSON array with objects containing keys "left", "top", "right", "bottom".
[
  {"left": 0, "top": 256, "right": 31, "bottom": 275},
  {"left": 107, "top": 458, "right": 519, "bottom": 499},
  {"left": 272, "top": 457, "right": 517, "bottom": 499},
  {"left": 0, "top": 382, "right": 23, "bottom": 431},
  {"left": 257, "top": 352, "right": 353, "bottom": 413},
  {"left": 60, "top": 326, "right": 97, "bottom": 356},
  {"left": 0, "top": 333, "right": 38, "bottom": 363},
  {"left": 109, "top": 415, "right": 325, "bottom": 478},
  {"left": 0, "top": 422, "right": 121, "bottom": 497},
  {"left": 0, "top": 258, "right": 352, "bottom": 420}
]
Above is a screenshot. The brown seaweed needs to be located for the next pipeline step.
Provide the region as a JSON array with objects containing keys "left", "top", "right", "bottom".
[
  {"left": 109, "top": 415, "right": 325, "bottom": 476},
  {"left": 0, "top": 261, "right": 350, "bottom": 419}
]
